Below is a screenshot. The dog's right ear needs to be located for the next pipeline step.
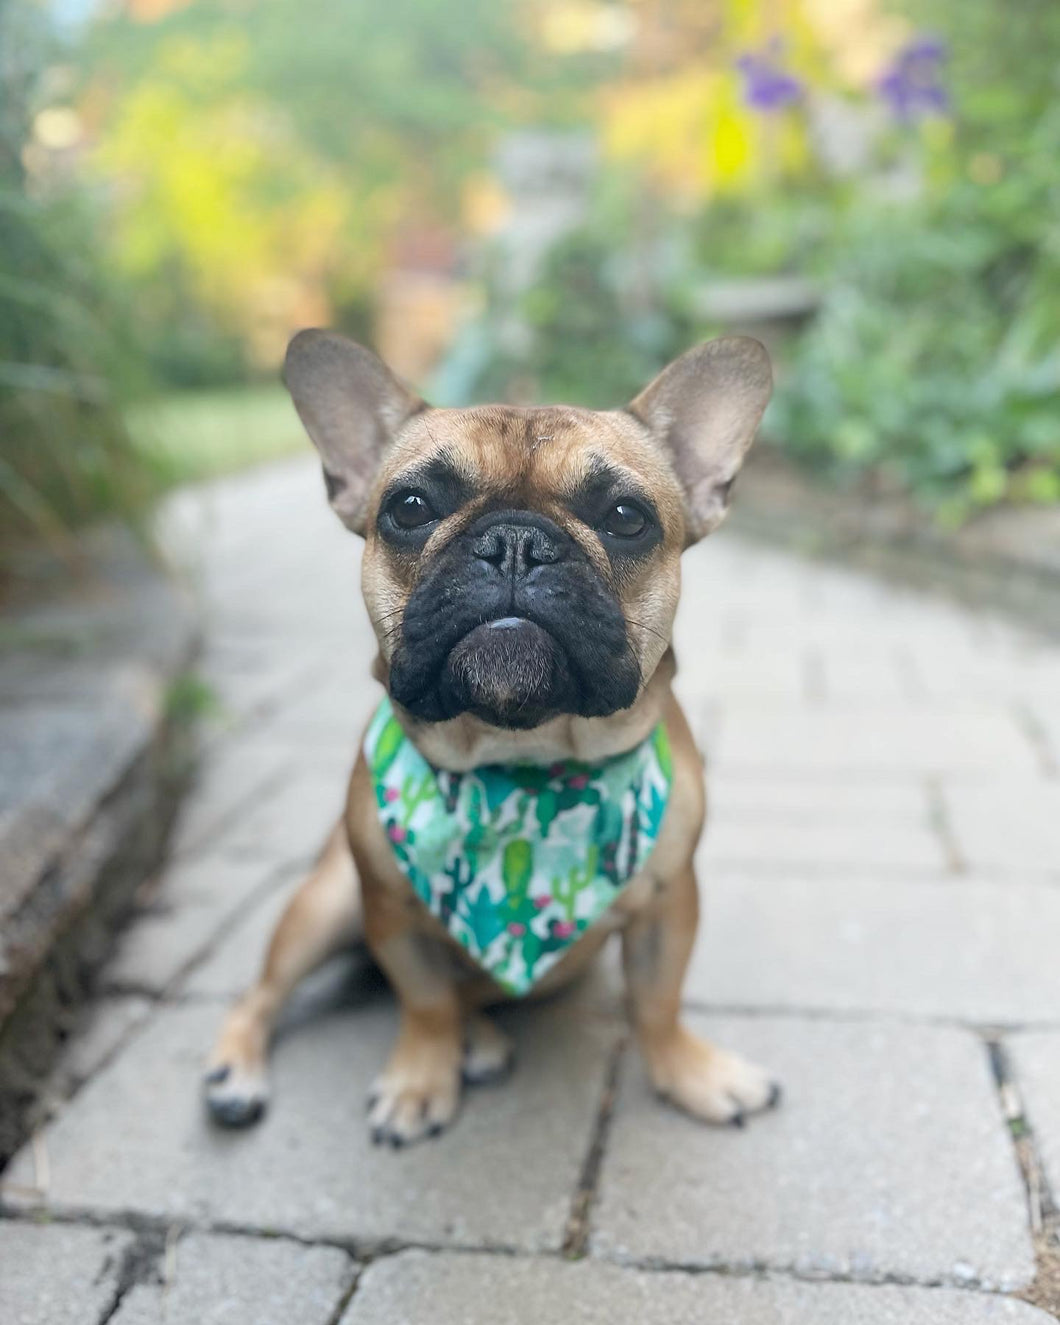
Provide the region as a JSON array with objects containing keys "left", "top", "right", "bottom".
[{"left": 283, "top": 329, "right": 425, "bottom": 534}]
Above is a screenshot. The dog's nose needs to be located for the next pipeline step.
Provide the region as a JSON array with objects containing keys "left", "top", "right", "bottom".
[{"left": 472, "top": 516, "right": 568, "bottom": 577}]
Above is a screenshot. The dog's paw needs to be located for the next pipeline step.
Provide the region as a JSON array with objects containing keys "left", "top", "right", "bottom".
[
  {"left": 203, "top": 1059, "right": 269, "bottom": 1128},
  {"left": 462, "top": 1015, "right": 514, "bottom": 1085},
  {"left": 649, "top": 1027, "right": 781, "bottom": 1127},
  {"left": 367, "top": 1063, "right": 461, "bottom": 1147}
]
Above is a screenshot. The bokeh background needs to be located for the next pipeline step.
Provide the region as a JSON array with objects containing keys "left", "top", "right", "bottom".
[
  {"left": 2, "top": 0, "right": 1058, "bottom": 569},
  {"left": 4, "top": 8, "right": 1060, "bottom": 1310}
]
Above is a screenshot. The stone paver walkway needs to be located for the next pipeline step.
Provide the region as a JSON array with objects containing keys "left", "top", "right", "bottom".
[{"left": 2, "top": 456, "right": 1060, "bottom": 1323}]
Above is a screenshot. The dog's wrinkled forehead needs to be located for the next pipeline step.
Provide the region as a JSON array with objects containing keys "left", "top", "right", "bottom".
[{"left": 379, "top": 404, "right": 682, "bottom": 532}]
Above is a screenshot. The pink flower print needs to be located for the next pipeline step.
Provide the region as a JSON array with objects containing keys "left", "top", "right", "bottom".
[
  {"left": 384, "top": 787, "right": 400, "bottom": 803},
  {"left": 507, "top": 922, "right": 526, "bottom": 936},
  {"left": 548, "top": 762, "right": 565, "bottom": 778},
  {"left": 553, "top": 920, "right": 577, "bottom": 939},
  {"left": 568, "top": 773, "right": 590, "bottom": 791},
  {"left": 387, "top": 823, "right": 407, "bottom": 844},
  {"left": 533, "top": 895, "right": 552, "bottom": 910}
]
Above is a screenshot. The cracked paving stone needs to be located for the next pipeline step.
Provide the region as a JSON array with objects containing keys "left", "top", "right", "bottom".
[
  {"left": 50, "top": 993, "right": 153, "bottom": 1093},
  {"left": 0, "top": 1221, "right": 133, "bottom": 1325},
  {"left": 201, "top": 770, "right": 348, "bottom": 868},
  {"left": 110, "top": 1231, "right": 354, "bottom": 1325},
  {"left": 105, "top": 857, "right": 285, "bottom": 994},
  {"left": 177, "top": 879, "right": 373, "bottom": 1001},
  {"left": 1007, "top": 1032, "right": 1060, "bottom": 1199},
  {"left": 3, "top": 995, "right": 617, "bottom": 1250},
  {"left": 341, "top": 1250, "right": 1054, "bottom": 1325},
  {"left": 592, "top": 1014, "right": 1034, "bottom": 1290}
]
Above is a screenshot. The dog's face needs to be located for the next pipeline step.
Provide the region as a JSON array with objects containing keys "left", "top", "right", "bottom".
[{"left": 284, "top": 332, "right": 771, "bottom": 730}]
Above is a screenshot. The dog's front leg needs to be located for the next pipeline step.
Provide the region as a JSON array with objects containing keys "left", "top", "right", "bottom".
[
  {"left": 622, "top": 866, "right": 781, "bottom": 1126},
  {"left": 361, "top": 872, "right": 465, "bottom": 1146},
  {"left": 204, "top": 821, "right": 360, "bottom": 1126}
]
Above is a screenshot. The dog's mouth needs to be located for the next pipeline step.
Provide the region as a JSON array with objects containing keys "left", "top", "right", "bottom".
[
  {"left": 441, "top": 617, "right": 570, "bottom": 730},
  {"left": 390, "top": 604, "right": 639, "bottom": 729},
  {"left": 385, "top": 511, "right": 643, "bottom": 729}
]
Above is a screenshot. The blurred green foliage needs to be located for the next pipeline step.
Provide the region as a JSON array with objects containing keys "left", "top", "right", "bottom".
[
  {"left": 128, "top": 384, "right": 303, "bottom": 486},
  {"left": 4, "top": 0, "right": 1057, "bottom": 564},
  {"left": 467, "top": 222, "right": 690, "bottom": 409},
  {"left": 467, "top": 0, "right": 1059, "bottom": 522},
  {"left": 771, "top": 0, "right": 1060, "bottom": 521},
  {"left": 0, "top": 0, "right": 157, "bottom": 567},
  {"left": 77, "top": 0, "right": 610, "bottom": 390}
]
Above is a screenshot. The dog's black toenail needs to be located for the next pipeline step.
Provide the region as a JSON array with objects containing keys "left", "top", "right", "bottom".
[
  {"left": 371, "top": 1127, "right": 385, "bottom": 1146},
  {"left": 206, "top": 1093, "right": 265, "bottom": 1129},
  {"left": 427, "top": 1121, "right": 444, "bottom": 1138},
  {"left": 389, "top": 1134, "right": 404, "bottom": 1150},
  {"left": 767, "top": 1082, "right": 783, "bottom": 1109},
  {"left": 203, "top": 1065, "right": 230, "bottom": 1086},
  {"left": 730, "top": 1111, "right": 746, "bottom": 1129}
]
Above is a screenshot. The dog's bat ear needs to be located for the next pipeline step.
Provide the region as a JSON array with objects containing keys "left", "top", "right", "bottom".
[
  {"left": 629, "top": 337, "right": 772, "bottom": 543},
  {"left": 283, "top": 329, "right": 425, "bottom": 534}
]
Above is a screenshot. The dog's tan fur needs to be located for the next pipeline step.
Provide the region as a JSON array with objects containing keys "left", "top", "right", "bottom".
[{"left": 205, "top": 334, "right": 779, "bottom": 1142}]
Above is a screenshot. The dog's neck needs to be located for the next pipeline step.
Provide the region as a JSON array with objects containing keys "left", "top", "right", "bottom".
[{"left": 380, "top": 649, "right": 677, "bottom": 772}]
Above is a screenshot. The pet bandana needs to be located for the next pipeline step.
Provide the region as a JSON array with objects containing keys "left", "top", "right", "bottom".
[{"left": 365, "top": 696, "right": 673, "bottom": 996}]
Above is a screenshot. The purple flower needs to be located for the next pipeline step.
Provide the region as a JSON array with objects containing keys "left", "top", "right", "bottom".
[
  {"left": 878, "top": 35, "right": 949, "bottom": 122},
  {"left": 735, "top": 40, "right": 803, "bottom": 112}
]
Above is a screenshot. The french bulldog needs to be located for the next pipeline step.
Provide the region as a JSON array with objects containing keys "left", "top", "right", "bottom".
[{"left": 203, "top": 330, "right": 780, "bottom": 1144}]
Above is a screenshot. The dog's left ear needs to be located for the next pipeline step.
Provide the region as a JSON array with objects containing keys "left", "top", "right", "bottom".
[
  {"left": 284, "top": 329, "right": 425, "bottom": 534},
  {"left": 629, "top": 336, "right": 772, "bottom": 542}
]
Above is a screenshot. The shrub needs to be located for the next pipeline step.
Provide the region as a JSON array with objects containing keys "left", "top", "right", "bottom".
[
  {"left": 0, "top": 0, "right": 156, "bottom": 568},
  {"left": 770, "top": 1, "right": 1060, "bottom": 521}
]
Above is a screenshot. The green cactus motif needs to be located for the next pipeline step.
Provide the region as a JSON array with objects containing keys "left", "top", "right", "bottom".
[
  {"left": 364, "top": 694, "right": 672, "bottom": 996},
  {"left": 520, "top": 928, "right": 542, "bottom": 980},
  {"left": 373, "top": 714, "right": 405, "bottom": 778},
  {"left": 652, "top": 722, "right": 673, "bottom": 782},
  {"left": 553, "top": 844, "right": 599, "bottom": 920},
  {"left": 464, "top": 883, "right": 506, "bottom": 950},
  {"left": 534, "top": 787, "right": 558, "bottom": 836},
  {"left": 592, "top": 800, "right": 623, "bottom": 847},
  {"left": 555, "top": 783, "right": 600, "bottom": 814},
  {"left": 479, "top": 766, "right": 514, "bottom": 814},
  {"left": 643, "top": 783, "right": 668, "bottom": 839},
  {"left": 502, "top": 838, "right": 532, "bottom": 890},
  {"left": 464, "top": 780, "right": 501, "bottom": 876},
  {"left": 400, "top": 769, "right": 437, "bottom": 824},
  {"left": 438, "top": 857, "right": 473, "bottom": 921},
  {"left": 512, "top": 765, "right": 550, "bottom": 796}
]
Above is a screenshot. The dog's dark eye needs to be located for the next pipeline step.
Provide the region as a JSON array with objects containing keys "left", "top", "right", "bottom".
[
  {"left": 388, "top": 491, "right": 436, "bottom": 530},
  {"left": 601, "top": 502, "right": 648, "bottom": 539}
]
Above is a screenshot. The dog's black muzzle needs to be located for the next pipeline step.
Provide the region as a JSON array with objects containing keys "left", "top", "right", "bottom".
[{"left": 388, "top": 509, "right": 640, "bottom": 728}]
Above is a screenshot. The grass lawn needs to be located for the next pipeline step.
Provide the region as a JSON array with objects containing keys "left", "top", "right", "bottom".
[{"left": 129, "top": 384, "right": 308, "bottom": 487}]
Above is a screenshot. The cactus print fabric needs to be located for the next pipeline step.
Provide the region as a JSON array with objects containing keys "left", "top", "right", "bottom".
[{"left": 365, "top": 696, "right": 673, "bottom": 996}]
